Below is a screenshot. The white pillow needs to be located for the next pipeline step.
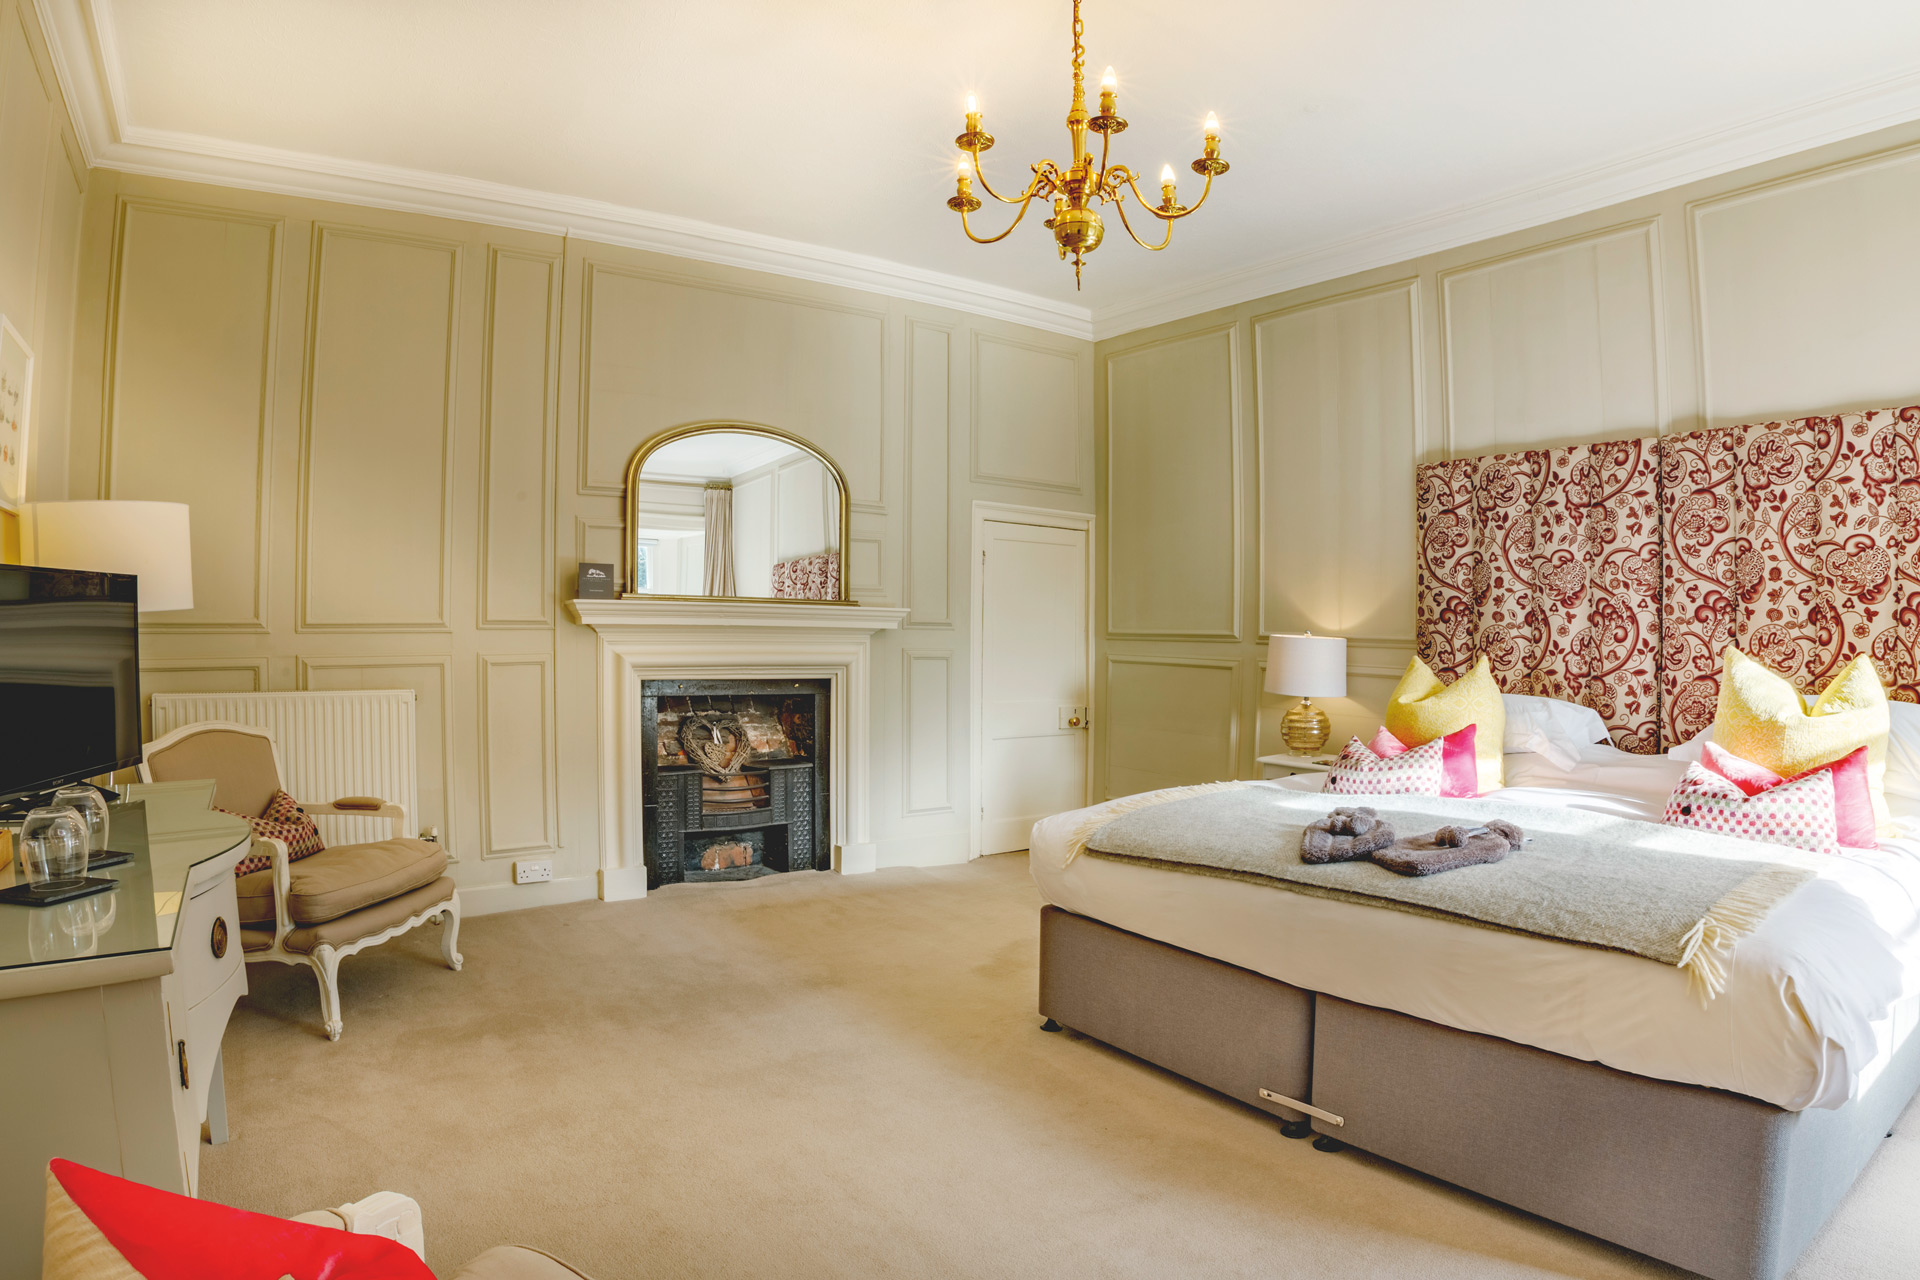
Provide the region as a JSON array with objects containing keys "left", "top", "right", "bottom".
[
  {"left": 1667, "top": 726, "right": 1713, "bottom": 763},
  {"left": 1501, "top": 694, "right": 1609, "bottom": 759},
  {"left": 1883, "top": 700, "right": 1920, "bottom": 809}
]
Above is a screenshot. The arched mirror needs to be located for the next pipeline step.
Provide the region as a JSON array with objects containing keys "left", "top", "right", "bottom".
[{"left": 623, "top": 423, "right": 851, "bottom": 602}]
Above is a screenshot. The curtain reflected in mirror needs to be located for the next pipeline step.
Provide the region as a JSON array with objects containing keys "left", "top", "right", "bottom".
[{"left": 624, "top": 426, "right": 849, "bottom": 602}]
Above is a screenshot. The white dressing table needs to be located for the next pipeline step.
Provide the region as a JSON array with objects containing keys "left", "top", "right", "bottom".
[{"left": 0, "top": 782, "right": 249, "bottom": 1275}]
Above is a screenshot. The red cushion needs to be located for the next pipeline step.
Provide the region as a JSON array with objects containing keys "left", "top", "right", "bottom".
[
  {"left": 1367, "top": 723, "right": 1479, "bottom": 797},
  {"left": 48, "top": 1158, "right": 434, "bottom": 1280},
  {"left": 219, "top": 789, "right": 328, "bottom": 876},
  {"left": 1703, "top": 741, "right": 1876, "bottom": 850}
]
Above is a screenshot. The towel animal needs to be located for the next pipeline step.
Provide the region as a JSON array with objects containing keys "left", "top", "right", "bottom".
[
  {"left": 1373, "top": 819, "right": 1524, "bottom": 877},
  {"left": 1300, "top": 806, "right": 1396, "bottom": 864}
]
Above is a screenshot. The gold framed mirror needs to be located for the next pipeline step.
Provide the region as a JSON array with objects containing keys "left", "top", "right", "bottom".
[{"left": 622, "top": 422, "right": 853, "bottom": 603}]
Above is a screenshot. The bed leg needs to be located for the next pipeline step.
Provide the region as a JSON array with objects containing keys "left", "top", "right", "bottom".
[
  {"left": 1280, "top": 1119, "right": 1312, "bottom": 1139},
  {"left": 1040, "top": 1018, "right": 1064, "bottom": 1033},
  {"left": 1312, "top": 1134, "right": 1345, "bottom": 1153}
]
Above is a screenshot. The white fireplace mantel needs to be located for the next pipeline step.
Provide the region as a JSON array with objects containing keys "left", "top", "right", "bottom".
[{"left": 569, "top": 598, "right": 909, "bottom": 899}]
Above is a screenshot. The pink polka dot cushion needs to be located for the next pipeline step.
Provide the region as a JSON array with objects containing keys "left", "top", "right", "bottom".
[
  {"left": 1662, "top": 761, "right": 1839, "bottom": 854},
  {"left": 1325, "top": 734, "right": 1447, "bottom": 796}
]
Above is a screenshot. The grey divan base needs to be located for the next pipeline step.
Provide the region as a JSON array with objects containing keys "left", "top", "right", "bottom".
[{"left": 1038, "top": 905, "right": 1920, "bottom": 1280}]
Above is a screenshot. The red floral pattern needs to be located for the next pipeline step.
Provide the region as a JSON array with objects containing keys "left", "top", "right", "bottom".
[
  {"left": 1416, "top": 438, "right": 1663, "bottom": 753},
  {"left": 770, "top": 553, "right": 841, "bottom": 600},
  {"left": 1660, "top": 406, "right": 1920, "bottom": 745}
]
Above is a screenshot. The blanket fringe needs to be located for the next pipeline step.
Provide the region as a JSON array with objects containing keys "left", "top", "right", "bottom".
[
  {"left": 1064, "top": 780, "right": 1258, "bottom": 866},
  {"left": 1677, "top": 865, "right": 1812, "bottom": 1005}
]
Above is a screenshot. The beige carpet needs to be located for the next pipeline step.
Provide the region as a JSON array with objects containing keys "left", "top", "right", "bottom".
[{"left": 201, "top": 854, "right": 1920, "bottom": 1279}]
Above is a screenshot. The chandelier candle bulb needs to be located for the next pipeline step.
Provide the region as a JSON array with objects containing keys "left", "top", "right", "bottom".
[
  {"left": 1099, "top": 65, "right": 1117, "bottom": 116},
  {"left": 1160, "top": 164, "right": 1177, "bottom": 209},
  {"left": 965, "top": 93, "right": 981, "bottom": 135},
  {"left": 1205, "top": 111, "right": 1220, "bottom": 140}
]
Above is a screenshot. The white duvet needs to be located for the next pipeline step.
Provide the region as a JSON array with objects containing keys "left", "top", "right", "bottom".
[{"left": 1028, "top": 745, "right": 1920, "bottom": 1111}]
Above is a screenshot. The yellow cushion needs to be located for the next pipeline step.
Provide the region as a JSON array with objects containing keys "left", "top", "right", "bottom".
[
  {"left": 1711, "top": 648, "right": 1890, "bottom": 829},
  {"left": 1383, "top": 655, "right": 1506, "bottom": 791}
]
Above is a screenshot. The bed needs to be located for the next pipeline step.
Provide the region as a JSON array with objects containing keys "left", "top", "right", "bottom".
[{"left": 1029, "top": 743, "right": 1920, "bottom": 1280}]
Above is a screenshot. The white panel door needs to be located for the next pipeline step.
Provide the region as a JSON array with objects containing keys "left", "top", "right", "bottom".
[{"left": 981, "top": 519, "right": 1089, "bottom": 854}]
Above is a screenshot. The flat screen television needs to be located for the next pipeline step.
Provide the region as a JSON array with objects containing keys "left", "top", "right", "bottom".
[{"left": 0, "top": 565, "right": 141, "bottom": 809}]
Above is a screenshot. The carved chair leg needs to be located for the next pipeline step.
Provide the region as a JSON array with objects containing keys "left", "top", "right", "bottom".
[
  {"left": 310, "top": 945, "right": 344, "bottom": 1041},
  {"left": 438, "top": 895, "right": 464, "bottom": 972}
]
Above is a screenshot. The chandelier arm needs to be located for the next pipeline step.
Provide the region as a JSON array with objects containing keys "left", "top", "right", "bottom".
[
  {"left": 1122, "top": 168, "right": 1216, "bottom": 221},
  {"left": 960, "top": 189, "right": 1046, "bottom": 245},
  {"left": 970, "top": 152, "right": 1059, "bottom": 205},
  {"left": 1114, "top": 195, "right": 1175, "bottom": 251}
]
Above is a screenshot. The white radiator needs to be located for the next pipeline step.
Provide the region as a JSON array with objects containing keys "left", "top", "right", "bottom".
[{"left": 149, "top": 690, "right": 422, "bottom": 847}]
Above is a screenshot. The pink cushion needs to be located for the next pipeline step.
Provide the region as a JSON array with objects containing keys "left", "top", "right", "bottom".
[
  {"left": 1326, "top": 734, "right": 1446, "bottom": 796},
  {"left": 1367, "top": 723, "right": 1478, "bottom": 798},
  {"left": 46, "top": 1158, "right": 433, "bottom": 1280},
  {"left": 1662, "top": 762, "right": 1839, "bottom": 854},
  {"left": 1703, "top": 741, "right": 1876, "bottom": 850}
]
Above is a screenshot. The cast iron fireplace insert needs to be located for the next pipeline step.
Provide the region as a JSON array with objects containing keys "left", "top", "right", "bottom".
[{"left": 640, "top": 678, "right": 829, "bottom": 888}]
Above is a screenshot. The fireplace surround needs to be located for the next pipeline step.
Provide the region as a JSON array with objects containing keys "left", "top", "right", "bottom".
[{"left": 570, "top": 598, "right": 908, "bottom": 899}]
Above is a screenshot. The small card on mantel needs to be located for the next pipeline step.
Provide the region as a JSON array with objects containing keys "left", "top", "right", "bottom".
[{"left": 576, "top": 562, "right": 617, "bottom": 598}]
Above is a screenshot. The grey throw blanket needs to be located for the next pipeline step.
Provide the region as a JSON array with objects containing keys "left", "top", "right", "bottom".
[{"left": 1076, "top": 784, "right": 1817, "bottom": 1001}]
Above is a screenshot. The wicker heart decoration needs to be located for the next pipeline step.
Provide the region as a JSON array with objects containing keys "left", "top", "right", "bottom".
[{"left": 681, "top": 711, "right": 749, "bottom": 777}]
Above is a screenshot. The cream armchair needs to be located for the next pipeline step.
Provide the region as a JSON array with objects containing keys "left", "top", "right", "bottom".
[{"left": 140, "top": 721, "right": 462, "bottom": 1040}]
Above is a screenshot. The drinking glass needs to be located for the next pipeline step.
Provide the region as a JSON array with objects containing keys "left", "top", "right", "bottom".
[
  {"left": 20, "top": 806, "right": 90, "bottom": 890},
  {"left": 51, "top": 785, "right": 110, "bottom": 858}
]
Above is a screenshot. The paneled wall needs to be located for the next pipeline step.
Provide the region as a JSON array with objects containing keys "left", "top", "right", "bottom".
[
  {"left": 69, "top": 172, "right": 1092, "bottom": 910},
  {"left": 0, "top": 0, "right": 86, "bottom": 559},
  {"left": 1094, "top": 117, "right": 1920, "bottom": 799}
]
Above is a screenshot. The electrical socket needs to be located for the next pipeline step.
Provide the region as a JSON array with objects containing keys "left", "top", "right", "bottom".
[{"left": 513, "top": 858, "right": 553, "bottom": 885}]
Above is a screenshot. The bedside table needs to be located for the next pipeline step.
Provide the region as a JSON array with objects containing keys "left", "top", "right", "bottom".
[{"left": 1257, "top": 752, "right": 1337, "bottom": 779}]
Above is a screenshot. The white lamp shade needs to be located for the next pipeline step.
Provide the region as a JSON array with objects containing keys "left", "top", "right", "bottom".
[
  {"left": 1264, "top": 633, "right": 1346, "bottom": 698},
  {"left": 20, "top": 500, "right": 194, "bottom": 612}
]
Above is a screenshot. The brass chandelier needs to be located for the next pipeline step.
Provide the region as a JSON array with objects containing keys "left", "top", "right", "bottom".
[{"left": 947, "top": 0, "right": 1229, "bottom": 288}]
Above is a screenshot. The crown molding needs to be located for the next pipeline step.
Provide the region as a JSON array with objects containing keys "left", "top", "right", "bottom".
[
  {"left": 1091, "top": 63, "right": 1920, "bottom": 341},
  {"left": 32, "top": 0, "right": 1095, "bottom": 341},
  {"left": 38, "top": 0, "right": 1920, "bottom": 349}
]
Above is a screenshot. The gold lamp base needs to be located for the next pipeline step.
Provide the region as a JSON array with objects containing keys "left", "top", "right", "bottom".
[{"left": 1280, "top": 698, "right": 1331, "bottom": 756}]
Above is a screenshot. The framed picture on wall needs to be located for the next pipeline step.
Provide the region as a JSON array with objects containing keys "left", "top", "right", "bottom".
[{"left": 0, "top": 315, "right": 34, "bottom": 514}]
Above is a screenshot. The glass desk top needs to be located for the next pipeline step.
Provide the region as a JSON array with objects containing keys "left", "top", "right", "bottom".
[{"left": 0, "top": 781, "right": 250, "bottom": 973}]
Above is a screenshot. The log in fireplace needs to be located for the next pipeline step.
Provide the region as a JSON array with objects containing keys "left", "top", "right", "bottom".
[{"left": 639, "top": 678, "right": 830, "bottom": 887}]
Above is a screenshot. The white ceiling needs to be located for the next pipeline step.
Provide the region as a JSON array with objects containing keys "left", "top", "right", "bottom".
[
  {"left": 42, "top": 1, "right": 1920, "bottom": 339},
  {"left": 640, "top": 432, "right": 802, "bottom": 483}
]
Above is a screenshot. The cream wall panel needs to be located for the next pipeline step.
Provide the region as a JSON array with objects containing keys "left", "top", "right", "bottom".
[
  {"left": 905, "top": 321, "right": 951, "bottom": 625},
  {"left": 849, "top": 536, "right": 883, "bottom": 593},
  {"left": 104, "top": 201, "right": 278, "bottom": 631},
  {"left": 0, "top": 5, "right": 51, "bottom": 324},
  {"left": 479, "top": 248, "right": 559, "bottom": 627},
  {"left": 580, "top": 264, "right": 885, "bottom": 507},
  {"left": 300, "top": 225, "right": 459, "bottom": 630},
  {"left": 1255, "top": 282, "right": 1419, "bottom": 643},
  {"left": 1693, "top": 144, "right": 1920, "bottom": 427},
  {"left": 1442, "top": 221, "right": 1663, "bottom": 454},
  {"left": 1106, "top": 326, "right": 1239, "bottom": 640},
  {"left": 1105, "top": 656, "right": 1238, "bottom": 798},
  {"left": 971, "top": 333, "right": 1082, "bottom": 493},
  {"left": 478, "top": 655, "right": 557, "bottom": 858},
  {"left": 299, "top": 655, "right": 456, "bottom": 851},
  {"left": 29, "top": 125, "right": 84, "bottom": 505},
  {"left": 903, "top": 650, "right": 952, "bottom": 814}
]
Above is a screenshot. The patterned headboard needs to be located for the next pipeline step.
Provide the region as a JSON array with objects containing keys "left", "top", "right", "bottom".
[{"left": 1414, "top": 405, "right": 1920, "bottom": 753}]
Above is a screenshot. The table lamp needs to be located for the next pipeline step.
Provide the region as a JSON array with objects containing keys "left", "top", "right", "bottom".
[
  {"left": 19, "top": 500, "right": 194, "bottom": 611},
  {"left": 1265, "top": 632, "right": 1346, "bottom": 756}
]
